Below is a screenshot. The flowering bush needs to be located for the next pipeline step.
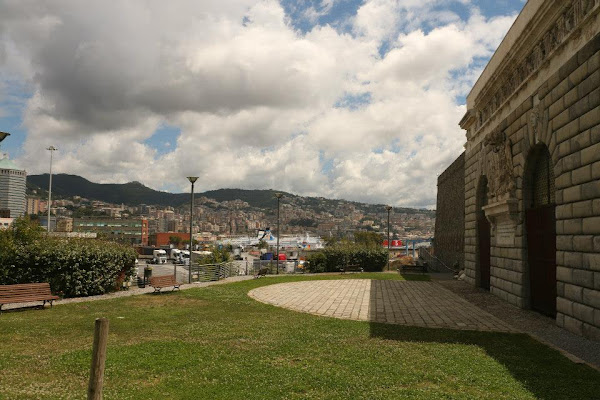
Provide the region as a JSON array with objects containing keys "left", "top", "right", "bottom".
[{"left": 0, "top": 218, "right": 137, "bottom": 297}]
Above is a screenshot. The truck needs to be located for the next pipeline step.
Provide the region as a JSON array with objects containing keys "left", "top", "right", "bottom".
[
  {"left": 180, "top": 250, "right": 190, "bottom": 266},
  {"left": 170, "top": 249, "right": 182, "bottom": 263},
  {"left": 152, "top": 249, "right": 168, "bottom": 264}
]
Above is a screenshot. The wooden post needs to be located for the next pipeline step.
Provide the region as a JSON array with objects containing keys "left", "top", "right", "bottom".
[{"left": 88, "top": 318, "right": 109, "bottom": 400}]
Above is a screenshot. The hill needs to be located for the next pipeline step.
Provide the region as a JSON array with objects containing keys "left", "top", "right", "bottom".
[{"left": 26, "top": 174, "right": 434, "bottom": 216}]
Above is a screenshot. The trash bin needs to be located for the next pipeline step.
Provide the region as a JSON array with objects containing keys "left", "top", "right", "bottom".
[{"left": 144, "top": 266, "right": 153, "bottom": 285}]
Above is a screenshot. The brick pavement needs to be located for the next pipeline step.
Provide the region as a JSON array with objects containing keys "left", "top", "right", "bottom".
[{"left": 248, "top": 279, "right": 516, "bottom": 332}]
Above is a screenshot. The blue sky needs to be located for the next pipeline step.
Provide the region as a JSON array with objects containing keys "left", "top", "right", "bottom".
[{"left": 0, "top": 0, "right": 526, "bottom": 208}]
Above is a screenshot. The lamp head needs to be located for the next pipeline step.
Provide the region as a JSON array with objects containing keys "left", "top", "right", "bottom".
[
  {"left": 187, "top": 176, "right": 199, "bottom": 184},
  {"left": 0, "top": 132, "right": 9, "bottom": 143},
  {"left": 275, "top": 192, "right": 283, "bottom": 199},
  {"left": 385, "top": 205, "right": 392, "bottom": 211}
]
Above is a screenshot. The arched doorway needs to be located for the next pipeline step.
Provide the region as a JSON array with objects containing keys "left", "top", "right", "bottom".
[
  {"left": 477, "top": 176, "right": 491, "bottom": 291},
  {"left": 525, "top": 144, "right": 556, "bottom": 317}
]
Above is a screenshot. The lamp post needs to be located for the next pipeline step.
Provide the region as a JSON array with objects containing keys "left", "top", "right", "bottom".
[
  {"left": 47, "top": 146, "right": 57, "bottom": 233},
  {"left": 275, "top": 192, "right": 283, "bottom": 275},
  {"left": 386, "top": 205, "right": 392, "bottom": 271},
  {"left": 187, "top": 176, "right": 198, "bottom": 283}
]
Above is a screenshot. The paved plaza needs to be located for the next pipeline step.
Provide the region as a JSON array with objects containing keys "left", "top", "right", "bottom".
[{"left": 248, "top": 279, "right": 516, "bottom": 333}]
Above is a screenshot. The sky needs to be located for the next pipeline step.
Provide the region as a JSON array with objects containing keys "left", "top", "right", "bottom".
[{"left": 0, "top": 0, "right": 526, "bottom": 208}]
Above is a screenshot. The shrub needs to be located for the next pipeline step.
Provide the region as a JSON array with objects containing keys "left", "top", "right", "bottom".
[
  {"left": 0, "top": 218, "right": 137, "bottom": 298},
  {"left": 305, "top": 246, "right": 387, "bottom": 273}
]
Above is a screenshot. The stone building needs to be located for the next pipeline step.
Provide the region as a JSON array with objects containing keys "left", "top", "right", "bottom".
[
  {"left": 434, "top": 152, "right": 465, "bottom": 269},
  {"left": 459, "top": 0, "right": 600, "bottom": 340}
]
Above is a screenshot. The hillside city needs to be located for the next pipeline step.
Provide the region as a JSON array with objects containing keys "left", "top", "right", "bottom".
[{"left": 22, "top": 176, "right": 434, "bottom": 246}]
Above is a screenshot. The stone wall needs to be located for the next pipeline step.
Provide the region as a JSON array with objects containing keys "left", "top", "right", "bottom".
[
  {"left": 462, "top": 33, "right": 600, "bottom": 340},
  {"left": 460, "top": 0, "right": 600, "bottom": 340},
  {"left": 434, "top": 152, "right": 465, "bottom": 270}
]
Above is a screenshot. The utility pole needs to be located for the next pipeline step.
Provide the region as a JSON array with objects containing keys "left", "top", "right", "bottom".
[
  {"left": 187, "top": 177, "right": 198, "bottom": 283},
  {"left": 275, "top": 192, "right": 283, "bottom": 275},
  {"left": 47, "top": 146, "right": 57, "bottom": 233},
  {"left": 386, "top": 205, "right": 392, "bottom": 271}
]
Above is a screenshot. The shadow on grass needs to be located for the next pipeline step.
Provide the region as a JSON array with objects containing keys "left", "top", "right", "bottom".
[{"left": 368, "top": 281, "right": 600, "bottom": 400}]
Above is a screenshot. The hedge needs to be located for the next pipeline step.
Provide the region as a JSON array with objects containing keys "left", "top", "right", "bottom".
[
  {"left": 0, "top": 229, "right": 137, "bottom": 298},
  {"left": 306, "top": 247, "right": 387, "bottom": 273}
]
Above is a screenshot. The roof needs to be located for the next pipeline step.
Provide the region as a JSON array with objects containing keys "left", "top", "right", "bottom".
[{"left": 0, "top": 156, "right": 24, "bottom": 171}]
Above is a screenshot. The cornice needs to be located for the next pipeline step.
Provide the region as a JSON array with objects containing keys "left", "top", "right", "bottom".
[{"left": 463, "top": 0, "right": 600, "bottom": 151}]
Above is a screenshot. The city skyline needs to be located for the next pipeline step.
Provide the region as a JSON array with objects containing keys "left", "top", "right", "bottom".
[{"left": 0, "top": 0, "right": 525, "bottom": 208}]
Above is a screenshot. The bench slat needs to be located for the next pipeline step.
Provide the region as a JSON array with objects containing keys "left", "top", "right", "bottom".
[{"left": 0, "top": 283, "right": 59, "bottom": 309}]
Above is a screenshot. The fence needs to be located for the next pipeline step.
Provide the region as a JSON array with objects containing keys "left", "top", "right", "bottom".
[
  {"left": 250, "top": 260, "right": 306, "bottom": 275},
  {"left": 189, "top": 261, "right": 238, "bottom": 282},
  {"left": 418, "top": 247, "right": 457, "bottom": 273}
]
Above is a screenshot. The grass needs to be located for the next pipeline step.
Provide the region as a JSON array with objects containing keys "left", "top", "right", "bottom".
[{"left": 0, "top": 273, "right": 598, "bottom": 399}]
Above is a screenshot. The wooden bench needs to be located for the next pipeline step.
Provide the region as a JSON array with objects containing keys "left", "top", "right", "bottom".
[
  {"left": 0, "top": 283, "right": 59, "bottom": 312},
  {"left": 254, "top": 267, "right": 269, "bottom": 279},
  {"left": 149, "top": 275, "right": 180, "bottom": 293},
  {"left": 398, "top": 261, "right": 428, "bottom": 274},
  {"left": 340, "top": 264, "right": 363, "bottom": 274}
]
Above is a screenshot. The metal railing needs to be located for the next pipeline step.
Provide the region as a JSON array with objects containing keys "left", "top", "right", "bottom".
[
  {"left": 418, "top": 247, "right": 457, "bottom": 273},
  {"left": 189, "top": 261, "right": 237, "bottom": 282},
  {"left": 251, "top": 260, "right": 305, "bottom": 275}
]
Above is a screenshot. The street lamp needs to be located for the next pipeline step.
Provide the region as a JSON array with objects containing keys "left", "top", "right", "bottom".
[
  {"left": 47, "top": 146, "right": 57, "bottom": 233},
  {"left": 0, "top": 131, "right": 9, "bottom": 145},
  {"left": 386, "top": 205, "right": 392, "bottom": 271},
  {"left": 187, "top": 176, "right": 198, "bottom": 283},
  {"left": 275, "top": 192, "right": 283, "bottom": 275}
]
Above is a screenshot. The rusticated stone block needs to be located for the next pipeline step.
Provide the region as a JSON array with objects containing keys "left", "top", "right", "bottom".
[
  {"left": 573, "top": 269, "right": 594, "bottom": 288},
  {"left": 569, "top": 95, "right": 590, "bottom": 121},
  {"left": 563, "top": 218, "right": 582, "bottom": 234},
  {"left": 564, "top": 315, "right": 584, "bottom": 336},
  {"left": 581, "top": 142, "right": 600, "bottom": 165},
  {"left": 563, "top": 186, "right": 582, "bottom": 203},
  {"left": 583, "top": 288, "right": 600, "bottom": 309},
  {"left": 564, "top": 283, "right": 584, "bottom": 302},
  {"left": 556, "top": 312, "right": 565, "bottom": 328},
  {"left": 572, "top": 302, "right": 595, "bottom": 325},
  {"left": 592, "top": 125, "right": 600, "bottom": 144},
  {"left": 592, "top": 161, "right": 600, "bottom": 179},
  {"left": 556, "top": 172, "right": 572, "bottom": 189},
  {"left": 562, "top": 152, "right": 581, "bottom": 172},
  {"left": 549, "top": 97, "right": 565, "bottom": 120},
  {"left": 571, "top": 129, "right": 591, "bottom": 152},
  {"left": 572, "top": 200, "right": 593, "bottom": 218},
  {"left": 564, "top": 86, "right": 579, "bottom": 109},
  {"left": 553, "top": 109, "right": 573, "bottom": 135},
  {"left": 582, "top": 217, "right": 600, "bottom": 234},
  {"left": 557, "top": 297, "right": 574, "bottom": 314},
  {"left": 581, "top": 180, "right": 600, "bottom": 200},
  {"left": 580, "top": 106, "right": 600, "bottom": 131},
  {"left": 564, "top": 252, "right": 583, "bottom": 268},
  {"left": 572, "top": 165, "right": 591, "bottom": 185},
  {"left": 583, "top": 323, "right": 600, "bottom": 341},
  {"left": 588, "top": 50, "right": 600, "bottom": 72},
  {"left": 557, "top": 266, "right": 573, "bottom": 282},
  {"left": 577, "top": 69, "right": 600, "bottom": 99},
  {"left": 556, "top": 235, "right": 573, "bottom": 251},
  {"left": 573, "top": 235, "right": 593, "bottom": 252},
  {"left": 583, "top": 253, "right": 600, "bottom": 271}
]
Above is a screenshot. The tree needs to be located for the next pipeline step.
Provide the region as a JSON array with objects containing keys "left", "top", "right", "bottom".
[
  {"left": 353, "top": 231, "right": 384, "bottom": 249},
  {"left": 169, "top": 235, "right": 182, "bottom": 247}
]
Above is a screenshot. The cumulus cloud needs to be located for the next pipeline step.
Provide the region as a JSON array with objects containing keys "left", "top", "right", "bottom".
[{"left": 0, "top": 0, "right": 518, "bottom": 208}]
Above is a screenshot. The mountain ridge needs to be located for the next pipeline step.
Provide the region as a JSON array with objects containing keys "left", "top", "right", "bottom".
[{"left": 26, "top": 174, "right": 434, "bottom": 215}]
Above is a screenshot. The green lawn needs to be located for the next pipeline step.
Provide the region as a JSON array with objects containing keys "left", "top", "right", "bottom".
[{"left": 0, "top": 274, "right": 598, "bottom": 399}]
